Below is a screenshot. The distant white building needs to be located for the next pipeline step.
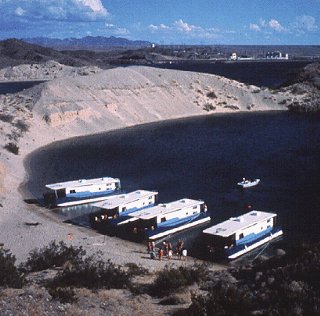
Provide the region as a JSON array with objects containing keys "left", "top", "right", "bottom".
[
  {"left": 266, "top": 51, "right": 289, "bottom": 60},
  {"left": 230, "top": 52, "right": 237, "bottom": 60}
]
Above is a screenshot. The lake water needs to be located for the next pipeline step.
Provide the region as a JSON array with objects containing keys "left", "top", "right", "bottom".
[
  {"left": 0, "top": 80, "right": 45, "bottom": 94},
  {"left": 154, "top": 60, "right": 310, "bottom": 88},
  {"left": 25, "top": 111, "right": 320, "bottom": 259}
]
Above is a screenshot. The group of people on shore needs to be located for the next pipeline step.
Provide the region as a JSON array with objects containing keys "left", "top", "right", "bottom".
[{"left": 147, "top": 239, "right": 187, "bottom": 261}]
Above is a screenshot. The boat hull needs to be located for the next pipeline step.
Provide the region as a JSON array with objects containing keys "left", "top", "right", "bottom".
[
  {"left": 146, "top": 213, "right": 211, "bottom": 240},
  {"left": 226, "top": 227, "right": 283, "bottom": 259},
  {"left": 55, "top": 190, "right": 119, "bottom": 207},
  {"left": 237, "top": 179, "right": 260, "bottom": 188}
]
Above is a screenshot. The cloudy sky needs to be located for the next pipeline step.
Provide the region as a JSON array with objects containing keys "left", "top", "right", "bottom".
[{"left": 0, "top": 0, "right": 319, "bottom": 44}]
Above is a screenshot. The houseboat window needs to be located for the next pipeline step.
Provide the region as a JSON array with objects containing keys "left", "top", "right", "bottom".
[
  {"left": 149, "top": 196, "right": 153, "bottom": 200},
  {"left": 161, "top": 217, "right": 166, "bottom": 223},
  {"left": 149, "top": 201, "right": 152, "bottom": 205},
  {"left": 70, "top": 190, "right": 76, "bottom": 194},
  {"left": 193, "top": 211, "right": 197, "bottom": 214},
  {"left": 239, "top": 233, "right": 244, "bottom": 239},
  {"left": 267, "top": 219, "right": 271, "bottom": 223},
  {"left": 193, "top": 206, "right": 197, "bottom": 209}
]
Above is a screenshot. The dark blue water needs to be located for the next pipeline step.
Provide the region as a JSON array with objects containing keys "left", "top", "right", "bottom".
[
  {"left": 25, "top": 112, "right": 320, "bottom": 258},
  {"left": 0, "top": 80, "right": 45, "bottom": 94},
  {"left": 154, "top": 61, "right": 310, "bottom": 88}
]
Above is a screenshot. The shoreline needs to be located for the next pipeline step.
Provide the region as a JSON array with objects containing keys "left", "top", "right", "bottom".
[
  {"left": 19, "top": 110, "right": 291, "bottom": 267},
  {"left": 0, "top": 65, "right": 292, "bottom": 269}
]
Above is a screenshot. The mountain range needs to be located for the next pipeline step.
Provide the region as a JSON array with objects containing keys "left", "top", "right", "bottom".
[{"left": 24, "top": 36, "right": 152, "bottom": 51}]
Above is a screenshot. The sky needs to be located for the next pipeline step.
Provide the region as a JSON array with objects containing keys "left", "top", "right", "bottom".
[{"left": 0, "top": 0, "right": 319, "bottom": 45}]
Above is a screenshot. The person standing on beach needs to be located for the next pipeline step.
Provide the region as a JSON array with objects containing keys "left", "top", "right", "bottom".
[
  {"left": 167, "top": 241, "right": 173, "bottom": 260},
  {"left": 158, "top": 247, "right": 164, "bottom": 260},
  {"left": 176, "top": 239, "right": 184, "bottom": 260}
]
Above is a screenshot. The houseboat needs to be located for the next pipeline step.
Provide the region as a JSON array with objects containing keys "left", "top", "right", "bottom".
[
  {"left": 203, "top": 210, "right": 283, "bottom": 260},
  {"left": 127, "top": 198, "right": 210, "bottom": 240},
  {"left": 43, "top": 177, "right": 121, "bottom": 207},
  {"left": 90, "top": 190, "right": 158, "bottom": 230}
]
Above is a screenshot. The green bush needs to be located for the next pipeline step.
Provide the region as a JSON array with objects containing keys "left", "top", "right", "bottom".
[
  {"left": 48, "top": 257, "right": 131, "bottom": 290},
  {"left": 0, "top": 248, "right": 24, "bottom": 288},
  {"left": 24, "top": 241, "right": 86, "bottom": 272},
  {"left": 150, "top": 264, "right": 208, "bottom": 297}
]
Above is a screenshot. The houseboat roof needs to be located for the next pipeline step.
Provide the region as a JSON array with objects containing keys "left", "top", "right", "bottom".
[
  {"left": 128, "top": 198, "right": 203, "bottom": 220},
  {"left": 92, "top": 190, "right": 158, "bottom": 209},
  {"left": 203, "top": 210, "right": 277, "bottom": 237},
  {"left": 45, "top": 177, "right": 120, "bottom": 191}
]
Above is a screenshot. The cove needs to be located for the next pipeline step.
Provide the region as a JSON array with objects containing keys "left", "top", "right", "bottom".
[{"left": 25, "top": 111, "right": 320, "bottom": 257}]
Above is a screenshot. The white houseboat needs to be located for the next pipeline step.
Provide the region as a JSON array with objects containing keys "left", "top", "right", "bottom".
[
  {"left": 203, "top": 210, "right": 283, "bottom": 259},
  {"left": 127, "top": 198, "right": 210, "bottom": 240},
  {"left": 90, "top": 190, "right": 158, "bottom": 229},
  {"left": 43, "top": 177, "right": 121, "bottom": 207}
]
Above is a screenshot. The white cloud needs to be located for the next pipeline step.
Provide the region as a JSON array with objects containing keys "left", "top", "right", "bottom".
[
  {"left": 14, "top": 6, "right": 25, "bottom": 16},
  {"left": 148, "top": 19, "right": 220, "bottom": 40},
  {"left": 293, "top": 15, "right": 318, "bottom": 32},
  {"left": 249, "top": 18, "right": 286, "bottom": 34},
  {"left": 1, "top": 0, "right": 109, "bottom": 23},
  {"left": 114, "top": 27, "right": 130, "bottom": 35},
  {"left": 174, "top": 19, "right": 195, "bottom": 32},
  {"left": 249, "top": 23, "right": 261, "bottom": 32},
  {"left": 268, "top": 19, "right": 285, "bottom": 32}
]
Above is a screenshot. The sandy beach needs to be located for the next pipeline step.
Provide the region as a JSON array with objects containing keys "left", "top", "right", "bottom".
[{"left": 0, "top": 64, "right": 294, "bottom": 269}]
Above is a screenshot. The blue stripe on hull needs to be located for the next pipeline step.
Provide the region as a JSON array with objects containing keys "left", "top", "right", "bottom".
[
  {"left": 56, "top": 189, "right": 118, "bottom": 205},
  {"left": 145, "top": 212, "right": 210, "bottom": 239},
  {"left": 225, "top": 226, "right": 282, "bottom": 258}
]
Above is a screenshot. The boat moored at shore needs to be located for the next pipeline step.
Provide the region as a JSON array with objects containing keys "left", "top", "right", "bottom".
[
  {"left": 126, "top": 198, "right": 210, "bottom": 241},
  {"left": 203, "top": 210, "right": 283, "bottom": 260},
  {"left": 89, "top": 190, "right": 158, "bottom": 230},
  {"left": 43, "top": 177, "right": 121, "bottom": 207}
]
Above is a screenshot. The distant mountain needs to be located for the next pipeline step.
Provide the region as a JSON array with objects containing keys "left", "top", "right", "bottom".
[
  {"left": 0, "top": 38, "right": 94, "bottom": 68},
  {"left": 24, "top": 36, "right": 152, "bottom": 51},
  {"left": 0, "top": 38, "right": 156, "bottom": 69}
]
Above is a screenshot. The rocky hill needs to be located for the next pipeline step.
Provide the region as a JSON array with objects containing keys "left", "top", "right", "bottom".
[{"left": 282, "top": 62, "right": 320, "bottom": 111}]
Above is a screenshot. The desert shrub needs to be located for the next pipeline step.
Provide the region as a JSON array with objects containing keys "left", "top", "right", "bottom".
[
  {"left": 48, "top": 286, "right": 77, "bottom": 303},
  {"left": 4, "top": 142, "right": 19, "bottom": 155},
  {"left": 14, "top": 120, "right": 29, "bottom": 132},
  {"left": 203, "top": 103, "right": 216, "bottom": 111},
  {"left": 0, "top": 113, "right": 14, "bottom": 123},
  {"left": 224, "top": 105, "right": 239, "bottom": 110},
  {"left": 48, "top": 257, "right": 131, "bottom": 290},
  {"left": 0, "top": 248, "right": 24, "bottom": 288},
  {"left": 206, "top": 91, "right": 217, "bottom": 99},
  {"left": 185, "top": 284, "right": 252, "bottom": 316},
  {"left": 24, "top": 241, "right": 86, "bottom": 272},
  {"left": 125, "top": 262, "right": 148, "bottom": 277},
  {"left": 150, "top": 264, "right": 208, "bottom": 297}
]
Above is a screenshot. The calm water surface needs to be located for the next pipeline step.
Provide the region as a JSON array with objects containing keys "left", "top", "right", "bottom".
[{"left": 26, "top": 112, "right": 320, "bottom": 258}]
